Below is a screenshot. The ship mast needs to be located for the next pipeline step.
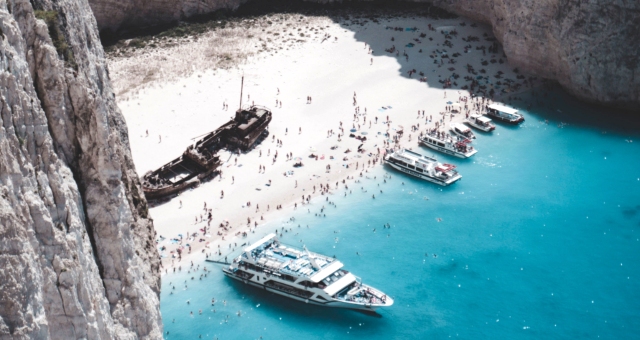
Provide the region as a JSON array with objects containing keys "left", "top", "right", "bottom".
[{"left": 238, "top": 75, "right": 244, "bottom": 110}]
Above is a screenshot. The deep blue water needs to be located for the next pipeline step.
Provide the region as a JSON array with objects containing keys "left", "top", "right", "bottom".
[{"left": 160, "top": 89, "right": 640, "bottom": 339}]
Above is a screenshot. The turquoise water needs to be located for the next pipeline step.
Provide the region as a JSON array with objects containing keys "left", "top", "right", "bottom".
[{"left": 160, "top": 90, "right": 640, "bottom": 339}]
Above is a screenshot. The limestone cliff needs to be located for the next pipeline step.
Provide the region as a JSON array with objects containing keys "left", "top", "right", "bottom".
[
  {"left": 0, "top": 0, "right": 162, "bottom": 338},
  {"left": 427, "top": 0, "right": 639, "bottom": 110},
  {"left": 89, "top": 0, "right": 247, "bottom": 33},
  {"left": 87, "top": 0, "right": 639, "bottom": 110}
]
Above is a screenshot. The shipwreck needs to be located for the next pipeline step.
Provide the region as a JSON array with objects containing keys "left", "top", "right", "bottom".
[{"left": 142, "top": 78, "right": 272, "bottom": 200}]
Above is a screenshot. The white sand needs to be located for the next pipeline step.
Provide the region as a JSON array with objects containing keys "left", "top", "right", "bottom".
[{"left": 113, "top": 15, "right": 535, "bottom": 273}]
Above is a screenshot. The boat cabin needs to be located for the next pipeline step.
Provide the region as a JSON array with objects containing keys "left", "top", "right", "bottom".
[
  {"left": 487, "top": 104, "right": 524, "bottom": 123},
  {"left": 472, "top": 114, "right": 491, "bottom": 126}
]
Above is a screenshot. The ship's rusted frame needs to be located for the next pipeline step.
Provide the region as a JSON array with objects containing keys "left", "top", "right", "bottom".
[{"left": 141, "top": 105, "right": 272, "bottom": 201}]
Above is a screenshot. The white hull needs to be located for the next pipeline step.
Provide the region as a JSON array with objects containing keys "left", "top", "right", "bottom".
[
  {"left": 464, "top": 119, "right": 494, "bottom": 132},
  {"left": 223, "top": 269, "right": 382, "bottom": 312},
  {"left": 419, "top": 139, "right": 477, "bottom": 158},
  {"left": 385, "top": 161, "right": 461, "bottom": 186},
  {"left": 450, "top": 128, "right": 476, "bottom": 140}
]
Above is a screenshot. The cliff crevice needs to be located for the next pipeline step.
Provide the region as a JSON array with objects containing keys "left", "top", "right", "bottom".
[{"left": 0, "top": 0, "right": 162, "bottom": 338}]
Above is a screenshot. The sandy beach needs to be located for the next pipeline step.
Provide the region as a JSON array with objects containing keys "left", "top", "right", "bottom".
[{"left": 110, "top": 12, "right": 538, "bottom": 274}]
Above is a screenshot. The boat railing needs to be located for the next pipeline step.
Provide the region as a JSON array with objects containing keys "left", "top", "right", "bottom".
[
  {"left": 334, "top": 283, "right": 388, "bottom": 305},
  {"left": 264, "top": 280, "right": 314, "bottom": 299}
]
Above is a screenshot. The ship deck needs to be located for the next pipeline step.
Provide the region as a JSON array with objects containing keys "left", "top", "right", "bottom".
[{"left": 244, "top": 234, "right": 340, "bottom": 281}]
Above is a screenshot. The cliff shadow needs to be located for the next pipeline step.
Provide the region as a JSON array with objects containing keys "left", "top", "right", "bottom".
[
  {"left": 321, "top": 2, "right": 640, "bottom": 134},
  {"left": 99, "top": 0, "right": 640, "bottom": 133}
]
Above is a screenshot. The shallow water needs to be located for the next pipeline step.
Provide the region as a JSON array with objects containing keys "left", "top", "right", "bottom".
[{"left": 160, "top": 89, "right": 640, "bottom": 339}]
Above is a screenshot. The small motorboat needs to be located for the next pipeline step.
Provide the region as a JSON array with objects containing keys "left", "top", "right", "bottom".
[
  {"left": 450, "top": 123, "right": 476, "bottom": 140},
  {"left": 465, "top": 114, "right": 495, "bottom": 132}
]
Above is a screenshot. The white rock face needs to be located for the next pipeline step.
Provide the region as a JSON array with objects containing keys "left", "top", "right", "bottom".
[
  {"left": 87, "top": 0, "right": 639, "bottom": 110},
  {"left": 89, "top": 0, "right": 247, "bottom": 32},
  {"left": 428, "top": 0, "right": 640, "bottom": 110},
  {"left": 0, "top": 0, "right": 162, "bottom": 338}
]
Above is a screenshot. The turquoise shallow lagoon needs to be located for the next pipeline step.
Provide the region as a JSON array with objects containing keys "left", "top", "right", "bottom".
[{"left": 160, "top": 90, "right": 640, "bottom": 339}]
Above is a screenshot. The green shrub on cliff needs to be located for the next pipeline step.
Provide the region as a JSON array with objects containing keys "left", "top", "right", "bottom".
[{"left": 34, "top": 10, "right": 77, "bottom": 70}]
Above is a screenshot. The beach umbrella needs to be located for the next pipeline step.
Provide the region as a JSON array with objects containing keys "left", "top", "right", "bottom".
[
  {"left": 446, "top": 101, "right": 453, "bottom": 104},
  {"left": 361, "top": 131, "right": 368, "bottom": 135},
  {"left": 452, "top": 103, "right": 461, "bottom": 107},
  {"left": 294, "top": 157, "right": 302, "bottom": 161},
  {"left": 350, "top": 128, "right": 357, "bottom": 132},
  {"left": 309, "top": 147, "right": 317, "bottom": 152}
]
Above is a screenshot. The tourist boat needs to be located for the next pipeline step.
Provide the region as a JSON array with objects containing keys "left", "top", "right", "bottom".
[
  {"left": 142, "top": 77, "right": 272, "bottom": 200},
  {"left": 465, "top": 114, "right": 495, "bottom": 132},
  {"left": 384, "top": 149, "right": 462, "bottom": 186},
  {"left": 223, "top": 234, "right": 394, "bottom": 312},
  {"left": 486, "top": 104, "right": 524, "bottom": 124},
  {"left": 450, "top": 122, "right": 476, "bottom": 139},
  {"left": 419, "top": 131, "right": 477, "bottom": 158}
]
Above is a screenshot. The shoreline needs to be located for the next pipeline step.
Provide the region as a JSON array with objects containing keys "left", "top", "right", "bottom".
[{"left": 110, "top": 13, "right": 542, "bottom": 277}]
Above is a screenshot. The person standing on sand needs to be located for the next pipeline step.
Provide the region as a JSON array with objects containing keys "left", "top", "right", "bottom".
[{"left": 159, "top": 135, "right": 161, "bottom": 143}]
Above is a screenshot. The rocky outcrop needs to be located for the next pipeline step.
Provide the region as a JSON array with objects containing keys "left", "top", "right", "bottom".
[
  {"left": 87, "top": 0, "right": 639, "bottom": 110},
  {"left": 427, "top": 0, "right": 640, "bottom": 110},
  {"left": 89, "top": 0, "right": 247, "bottom": 32},
  {"left": 0, "top": 0, "right": 162, "bottom": 338}
]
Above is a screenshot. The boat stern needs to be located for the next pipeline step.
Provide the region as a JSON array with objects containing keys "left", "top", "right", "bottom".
[{"left": 444, "top": 173, "right": 462, "bottom": 185}]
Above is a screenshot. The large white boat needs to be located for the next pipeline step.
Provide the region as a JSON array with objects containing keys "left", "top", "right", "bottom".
[
  {"left": 384, "top": 149, "right": 462, "bottom": 186},
  {"left": 222, "top": 234, "right": 393, "bottom": 312},
  {"left": 419, "top": 131, "right": 477, "bottom": 158},
  {"left": 465, "top": 114, "right": 495, "bottom": 132},
  {"left": 450, "top": 123, "right": 476, "bottom": 140}
]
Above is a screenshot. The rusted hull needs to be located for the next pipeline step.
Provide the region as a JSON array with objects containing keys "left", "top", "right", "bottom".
[
  {"left": 141, "top": 105, "right": 272, "bottom": 201},
  {"left": 143, "top": 178, "right": 199, "bottom": 200}
]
